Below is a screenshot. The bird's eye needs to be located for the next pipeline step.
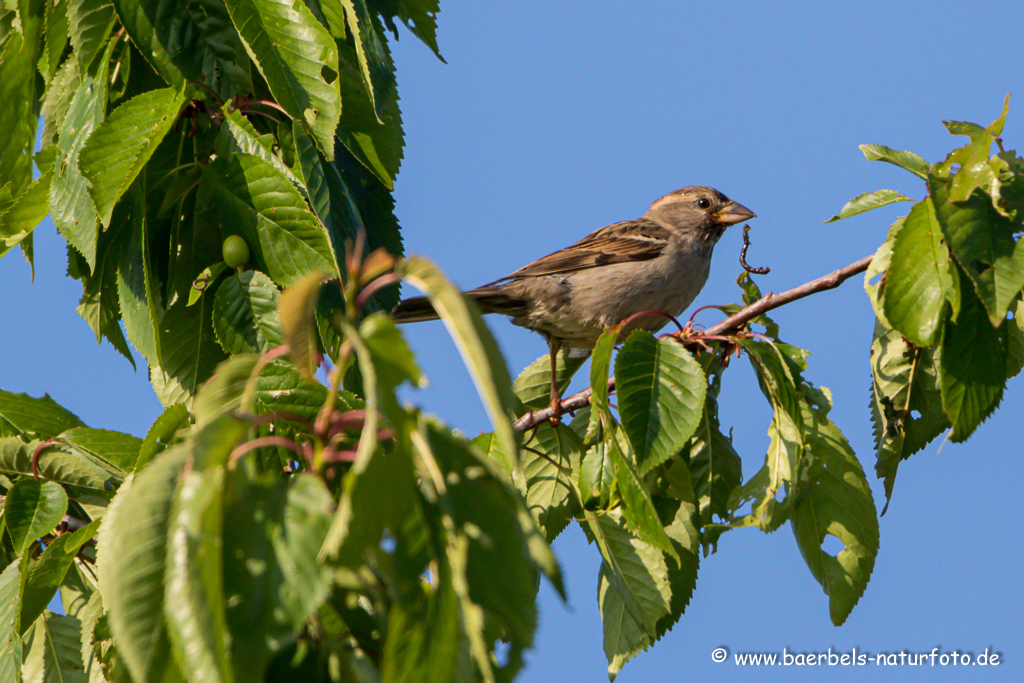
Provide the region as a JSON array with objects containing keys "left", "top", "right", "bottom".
[{"left": 697, "top": 197, "right": 711, "bottom": 209}]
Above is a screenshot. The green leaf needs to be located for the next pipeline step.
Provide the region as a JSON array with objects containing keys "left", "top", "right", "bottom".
[
  {"left": 605, "top": 429, "right": 678, "bottom": 563},
  {"left": 578, "top": 438, "right": 614, "bottom": 509},
  {"left": 22, "top": 611, "right": 89, "bottom": 683},
  {"left": 417, "top": 418, "right": 562, "bottom": 679},
  {"left": 335, "top": 27, "right": 403, "bottom": 189},
  {"left": 199, "top": 154, "right": 339, "bottom": 287},
  {"left": 869, "top": 320, "right": 948, "bottom": 512},
  {"left": 0, "top": 389, "right": 86, "bottom": 439},
  {"left": 825, "top": 188, "right": 914, "bottom": 222},
  {"left": 399, "top": 256, "right": 519, "bottom": 476},
  {"left": 150, "top": 294, "right": 228, "bottom": 408},
  {"left": 0, "top": 1, "right": 42, "bottom": 197},
  {"left": 165, "top": 468, "right": 231, "bottom": 683},
  {"left": 187, "top": 261, "right": 228, "bottom": 307},
  {"left": 112, "top": 0, "right": 253, "bottom": 99},
  {"left": 137, "top": 403, "right": 189, "bottom": 472},
  {"left": 939, "top": 284, "right": 1007, "bottom": 442},
  {"left": 254, "top": 360, "right": 337, "bottom": 421},
  {"left": 935, "top": 95, "right": 1010, "bottom": 204},
  {"left": 864, "top": 216, "right": 899, "bottom": 330},
  {"left": 615, "top": 331, "right": 705, "bottom": 474},
  {"left": 587, "top": 329, "right": 617, "bottom": 439},
  {"left": 360, "top": 312, "right": 426, "bottom": 406},
  {"left": 49, "top": 40, "right": 111, "bottom": 270},
  {"left": 681, "top": 390, "right": 741, "bottom": 536},
  {"left": 519, "top": 422, "right": 583, "bottom": 542},
  {"left": 21, "top": 520, "right": 102, "bottom": 634},
  {"left": 0, "top": 559, "right": 23, "bottom": 681},
  {"left": 116, "top": 181, "right": 162, "bottom": 363},
  {"left": 0, "top": 169, "right": 52, "bottom": 261},
  {"left": 222, "top": 0, "right": 341, "bottom": 155},
  {"left": 76, "top": 217, "right": 137, "bottom": 369},
  {"left": 292, "top": 121, "right": 362, "bottom": 263},
  {"left": 56, "top": 427, "right": 143, "bottom": 475},
  {"left": 590, "top": 509, "right": 670, "bottom": 675},
  {"left": 881, "top": 197, "right": 957, "bottom": 346},
  {"left": 5, "top": 479, "right": 69, "bottom": 556},
  {"left": 334, "top": 0, "right": 391, "bottom": 121},
  {"left": 0, "top": 437, "right": 121, "bottom": 491},
  {"left": 223, "top": 472, "right": 333, "bottom": 681},
  {"left": 734, "top": 339, "right": 808, "bottom": 532},
  {"left": 859, "top": 143, "right": 930, "bottom": 179},
  {"left": 321, "top": 431, "right": 419, "bottom": 567},
  {"left": 191, "top": 354, "right": 259, "bottom": 428},
  {"left": 67, "top": 0, "right": 118, "bottom": 77},
  {"left": 215, "top": 110, "right": 307, "bottom": 198},
  {"left": 79, "top": 86, "right": 187, "bottom": 227},
  {"left": 790, "top": 390, "right": 879, "bottom": 626},
  {"left": 512, "top": 350, "right": 587, "bottom": 413},
  {"left": 278, "top": 270, "right": 331, "bottom": 381},
  {"left": 212, "top": 270, "right": 284, "bottom": 355},
  {"left": 370, "top": 0, "right": 443, "bottom": 61},
  {"left": 97, "top": 450, "right": 184, "bottom": 683},
  {"left": 932, "top": 177, "right": 1024, "bottom": 327}
]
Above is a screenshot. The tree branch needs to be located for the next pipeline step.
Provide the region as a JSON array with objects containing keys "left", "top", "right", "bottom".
[{"left": 512, "top": 254, "right": 874, "bottom": 431}]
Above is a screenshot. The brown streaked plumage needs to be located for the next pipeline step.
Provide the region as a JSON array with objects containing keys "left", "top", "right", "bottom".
[{"left": 392, "top": 186, "right": 755, "bottom": 420}]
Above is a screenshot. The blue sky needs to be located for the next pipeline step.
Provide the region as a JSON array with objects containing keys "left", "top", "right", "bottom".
[{"left": 2, "top": 2, "right": 1022, "bottom": 681}]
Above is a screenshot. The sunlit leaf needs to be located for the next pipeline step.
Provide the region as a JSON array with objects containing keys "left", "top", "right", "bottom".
[
  {"left": 5, "top": 479, "right": 69, "bottom": 556},
  {"left": 199, "top": 154, "right": 339, "bottom": 287},
  {"left": 279, "top": 270, "right": 331, "bottom": 380},
  {"left": 0, "top": 389, "right": 86, "bottom": 439},
  {"left": 881, "top": 197, "right": 957, "bottom": 346},
  {"left": 615, "top": 331, "right": 705, "bottom": 474},
  {"left": 222, "top": 0, "right": 341, "bottom": 155},
  {"left": 165, "top": 468, "right": 231, "bottom": 683},
  {"left": 859, "top": 144, "right": 929, "bottom": 179},
  {"left": 932, "top": 177, "right": 1024, "bottom": 327},
  {"left": 79, "top": 86, "right": 187, "bottom": 227},
  {"left": 21, "top": 520, "right": 102, "bottom": 634},
  {"left": 790, "top": 389, "right": 879, "bottom": 626},
  {"left": 825, "top": 188, "right": 913, "bottom": 223},
  {"left": 212, "top": 269, "right": 285, "bottom": 355},
  {"left": 0, "top": 0, "right": 42, "bottom": 197},
  {"left": 0, "top": 559, "right": 22, "bottom": 680},
  {"left": 399, "top": 256, "right": 518, "bottom": 475},
  {"left": 97, "top": 452, "right": 183, "bottom": 683}
]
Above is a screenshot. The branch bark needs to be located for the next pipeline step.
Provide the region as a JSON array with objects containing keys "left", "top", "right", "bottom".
[{"left": 512, "top": 254, "right": 874, "bottom": 431}]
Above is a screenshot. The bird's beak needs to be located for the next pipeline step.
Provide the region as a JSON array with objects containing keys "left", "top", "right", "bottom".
[{"left": 714, "top": 200, "right": 756, "bottom": 225}]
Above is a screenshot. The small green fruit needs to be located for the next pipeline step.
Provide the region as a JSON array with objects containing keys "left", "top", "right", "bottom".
[{"left": 222, "top": 235, "right": 250, "bottom": 268}]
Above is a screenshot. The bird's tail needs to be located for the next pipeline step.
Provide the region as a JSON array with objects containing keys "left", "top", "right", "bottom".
[{"left": 391, "top": 286, "right": 527, "bottom": 323}]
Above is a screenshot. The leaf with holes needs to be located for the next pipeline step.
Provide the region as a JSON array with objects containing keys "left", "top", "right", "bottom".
[
  {"left": 222, "top": 0, "right": 341, "bottom": 155},
  {"left": 790, "top": 389, "right": 879, "bottom": 626}
]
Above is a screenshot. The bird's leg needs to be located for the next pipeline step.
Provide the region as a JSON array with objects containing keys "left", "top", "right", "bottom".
[{"left": 548, "top": 336, "right": 562, "bottom": 427}]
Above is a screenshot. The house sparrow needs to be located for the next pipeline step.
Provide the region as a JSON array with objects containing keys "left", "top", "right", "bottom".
[{"left": 392, "top": 186, "right": 755, "bottom": 419}]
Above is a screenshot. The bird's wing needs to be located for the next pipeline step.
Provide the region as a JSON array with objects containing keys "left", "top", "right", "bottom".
[{"left": 483, "top": 218, "right": 670, "bottom": 285}]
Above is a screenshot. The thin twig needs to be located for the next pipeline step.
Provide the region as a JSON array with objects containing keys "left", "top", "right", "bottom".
[
  {"left": 740, "top": 225, "right": 770, "bottom": 274},
  {"left": 512, "top": 254, "right": 874, "bottom": 431}
]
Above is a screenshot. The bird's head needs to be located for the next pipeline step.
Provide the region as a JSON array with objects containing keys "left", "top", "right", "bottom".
[{"left": 645, "top": 186, "right": 755, "bottom": 244}]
